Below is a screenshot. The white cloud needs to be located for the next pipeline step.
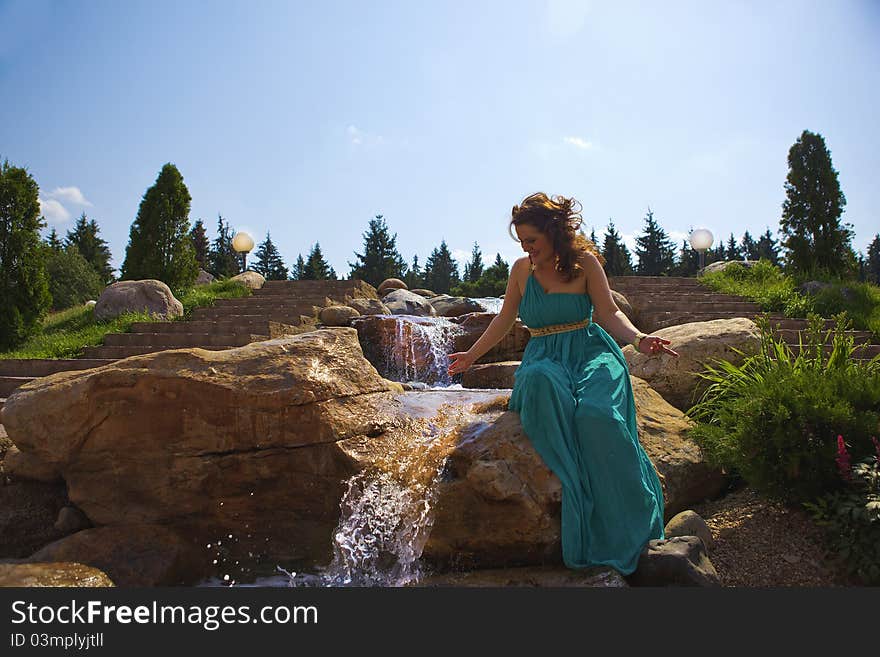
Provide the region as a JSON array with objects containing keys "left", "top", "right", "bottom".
[
  {"left": 46, "top": 186, "right": 92, "bottom": 207},
  {"left": 563, "top": 136, "right": 595, "bottom": 151},
  {"left": 39, "top": 198, "right": 71, "bottom": 224},
  {"left": 347, "top": 124, "right": 384, "bottom": 147}
]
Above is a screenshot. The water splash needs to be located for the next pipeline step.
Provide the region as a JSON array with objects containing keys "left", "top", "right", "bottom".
[{"left": 472, "top": 297, "right": 503, "bottom": 314}]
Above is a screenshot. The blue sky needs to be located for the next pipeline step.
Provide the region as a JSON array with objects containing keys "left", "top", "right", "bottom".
[{"left": 2, "top": 0, "right": 878, "bottom": 277}]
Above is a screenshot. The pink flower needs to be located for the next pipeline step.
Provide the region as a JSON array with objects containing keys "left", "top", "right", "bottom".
[{"left": 836, "top": 435, "right": 851, "bottom": 481}]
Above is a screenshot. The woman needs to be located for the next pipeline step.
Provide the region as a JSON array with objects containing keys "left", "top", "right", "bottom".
[{"left": 447, "top": 192, "right": 678, "bottom": 575}]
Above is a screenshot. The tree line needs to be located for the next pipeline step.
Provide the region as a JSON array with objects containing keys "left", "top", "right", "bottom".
[{"left": 3, "top": 128, "right": 880, "bottom": 350}]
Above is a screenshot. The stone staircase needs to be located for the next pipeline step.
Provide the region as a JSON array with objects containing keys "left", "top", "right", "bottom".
[
  {"left": 0, "top": 279, "right": 376, "bottom": 412},
  {"left": 608, "top": 276, "right": 880, "bottom": 360}
]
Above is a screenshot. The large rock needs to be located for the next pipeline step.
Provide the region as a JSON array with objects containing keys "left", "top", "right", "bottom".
[
  {"left": 461, "top": 362, "right": 519, "bottom": 389},
  {"left": 319, "top": 305, "right": 360, "bottom": 326},
  {"left": 94, "top": 280, "right": 183, "bottom": 321},
  {"left": 429, "top": 295, "right": 486, "bottom": 317},
  {"left": 664, "top": 510, "right": 714, "bottom": 552},
  {"left": 2, "top": 329, "right": 404, "bottom": 578},
  {"left": 451, "top": 312, "right": 530, "bottom": 363},
  {"left": 0, "top": 481, "right": 67, "bottom": 558},
  {"left": 611, "top": 290, "right": 633, "bottom": 321},
  {"left": 623, "top": 318, "right": 760, "bottom": 411},
  {"left": 195, "top": 269, "right": 215, "bottom": 286},
  {"left": 627, "top": 536, "right": 720, "bottom": 587},
  {"left": 699, "top": 260, "right": 759, "bottom": 275},
  {"left": 378, "top": 278, "right": 408, "bottom": 296},
  {"left": 382, "top": 289, "right": 437, "bottom": 317},
  {"left": 230, "top": 270, "right": 265, "bottom": 289},
  {"left": 410, "top": 289, "right": 437, "bottom": 298},
  {"left": 0, "top": 562, "right": 114, "bottom": 587},
  {"left": 4, "top": 445, "right": 61, "bottom": 483},
  {"left": 346, "top": 298, "right": 391, "bottom": 316}
]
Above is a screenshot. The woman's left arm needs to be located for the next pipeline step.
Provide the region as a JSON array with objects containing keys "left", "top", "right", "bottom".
[{"left": 583, "top": 253, "right": 679, "bottom": 357}]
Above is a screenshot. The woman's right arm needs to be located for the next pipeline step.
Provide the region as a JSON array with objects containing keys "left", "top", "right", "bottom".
[{"left": 447, "top": 257, "right": 527, "bottom": 376}]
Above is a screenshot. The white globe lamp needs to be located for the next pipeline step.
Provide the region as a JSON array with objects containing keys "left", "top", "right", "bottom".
[
  {"left": 689, "top": 228, "right": 714, "bottom": 271},
  {"left": 232, "top": 231, "right": 254, "bottom": 271}
]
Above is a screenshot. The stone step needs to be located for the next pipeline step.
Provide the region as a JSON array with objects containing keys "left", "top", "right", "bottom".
[
  {"left": 80, "top": 344, "right": 243, "bottom": 359},
  {"left": 0, "top": 376, "right": 35, "bottom": 397},
  {"left": 0, "top": 358, "right": 113, "bottom": 377},
  {"left": 608, "top": 276, "right": 706, "bottom": 285},
  {"left": 102, "top": 332, "right": 267, "bottom": 347},
  {"left": 211, "top": 298, "right": 335, "bottom": 309},
  {"left": 128, "top": 320, "right": 299, "bottom": 335},
  {"left": 256, "top": 280, "right": 372, "bottom": 293},
  {"left": 189, "top": 309, "right": 318, "bottom": 324},
  {"left": 772, "top": 329, "right": 875, "bottom": 345},
  {"left": 633, "top": 301, "right": 762, "bottom": 313},
  {"left": 617, "top": 291, "right": 750, "bottom": 300}
]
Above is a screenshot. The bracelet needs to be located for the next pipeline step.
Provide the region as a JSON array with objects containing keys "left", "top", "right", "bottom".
[{"left": 632, "top": 332, "right": 648, "bottom": 349}]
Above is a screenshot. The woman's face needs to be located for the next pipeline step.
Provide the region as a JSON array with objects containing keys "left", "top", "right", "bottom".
[{"left": 515, "top": 223, "right": 554, "bottom": 267}]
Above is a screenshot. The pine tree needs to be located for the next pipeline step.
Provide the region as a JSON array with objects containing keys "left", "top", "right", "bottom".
[
  {"left": 190, "top": 219, "right": 210, "bottom": 269},
  {"left": 462, "top": 242, "right": 484, "bottom": 283},
  {"left": 208, "top": 214, "right": 239, "bottom": 278},
  {"left": 0, "top": 160, "right": 51, "bottom": 349},
  {"left": 634, "top": 209, "right": 676, "bottom": 275},
  {"left": 303, "top": 242, "right": 337, "bottom": 280},
  {"left": 740, "top": 231, "right": 759, "bottom": 260},
  {"left": 422, "top": 240, "right": 460, "bottom": 294},
  {"left": 119, "top": 163, "right": 199, "bottom": 293},
  {"left": 589, "top": 227, "right": 597, "bottom": 245},
  {"left": 675, "top": 239, "right": 701, "bottom": 277},
  {"left": 45, "top": 228, "right": 63, "bottom": 251},
  {"left": 755, "top": 228, "right": 781, "bottom": 266},
  {"left": 289, "top": 254, "right": 306, "bottom": 281},
  {"left": 65, "top": 212, "right": 114, "bottom": 285},
  {"left": 780, "top": 130, "right": 854, "bottom": 277},
  {"left": 252, "top": 231, "right": 289, "bottom": 280},
  {"left": 453, "top": 253, "right": 509, "bottom": 297},
  {"left": 348, "top": 215, "right": 407, "bottom": 287},
  {"left": 601, "top": 221, "right": 634, "bottom": 276},
  {"left": 867, "top": 234, "right": 880, "bottom": 285},
  {"left": 725, "top": 233, "right": 742, "bottom": 261},
  {"left": 403, "top": 254, "right": 423, "bottom": 289}
]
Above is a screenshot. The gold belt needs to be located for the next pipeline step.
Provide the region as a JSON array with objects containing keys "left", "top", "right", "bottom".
[{"left": 527, "top": 318, "right": 591, "bottom": 337}]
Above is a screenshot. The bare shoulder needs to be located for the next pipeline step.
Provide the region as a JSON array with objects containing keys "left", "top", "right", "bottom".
[{"left": 511, "top": 256, "right": 531, "bottom": 295}]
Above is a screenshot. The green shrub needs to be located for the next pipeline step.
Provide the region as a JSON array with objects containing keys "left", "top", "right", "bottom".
[
  {"left": 687, "top": 314, "right": 880, "bottom": 503},
  {"left": 803, "top": 448, "right": 880, "bottom": 585},
  {"left": 46, "top": 247, "right": 104, "bottom": 310},
  {"left": 177, "top": 278, "right": 251, "bottom": 318}
]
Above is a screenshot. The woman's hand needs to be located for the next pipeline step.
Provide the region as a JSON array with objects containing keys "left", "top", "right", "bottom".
[
  {"left": 447, "top": 351, "right": 477, "bottom": 376},
  {"left": 638, "top": 335, "right": 679, "bottom": 358}
]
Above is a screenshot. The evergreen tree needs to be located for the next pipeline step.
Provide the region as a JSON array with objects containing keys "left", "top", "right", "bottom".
[
  {"left": 303, "top": 242, "right": 337, "bottom": 280},
  {"left": 190, "top": 218, "right": 210, "bottom": 269},
  {"left": 780, "top": 129, "right": 854, "bottom": 277},
  {"left": 462, "top": 242, "right": 484, "bottom": 283},
  {"left": 348, "top": 215, "right": 407, "bottom": 287},
  {"left": 45, "top": 227, "right": 63, "bottom": 251},
  {"left": 707, "top": 243, "right": 726, "bottom": 266},
  {"left": 119, "top": 163, "right": 199, "bottom": 293},
  {"left": 65, "top": 212, "right": 114, "bottom": 285},
  {"left": 867, "top": 234, "right": 880, "bottom": 285},
  {"left": 452, "top": 253, "right": 510, "bottom": 297},
  {"left": 289, "top": 254, "right": 306, "bottom": 281},
  {"left": 589, "top": 227, "right": 597, "bottom": 245},
  {"left": 601, "top": 221, "right": 634, "bottom": 276},
  {"left": 45, "top": 245, "right": 104, "bottom": 310},
  {"left": 675, "top": 239, "right": 701, "bottom": 277},
  {"left": 422, "top": 239, "right": 460, "bottom": 294},
  {"left": 755, "top": 228, "right": 781, "bottom": 266},
  {"left": 725, "top": 233, "right": 742, "bottom": 261},
  {"left": 740, "top": 230, "right": 759, "bottom": 260},
  {"left": 0, "top": 160, "right": 51, "bottom": 349},
  {"left": 634, "top": 209, "right": 676, "bottom": 275},
  {"left": 252, "top": 231, "right": 289, "bottom": 280},
  {"left": 208, "top": 214, "right": 239, "bottom": 278},
  {"left": 403, "top": 254, "right": 423, "bottom": 289}
]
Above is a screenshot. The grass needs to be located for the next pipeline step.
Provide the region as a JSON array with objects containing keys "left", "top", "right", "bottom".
[
  {"left": 700, "top": 260, "right": 880, "bottom": 339},
  {"left": 0, "top": 279, "right": 252, "bottom": 360}
]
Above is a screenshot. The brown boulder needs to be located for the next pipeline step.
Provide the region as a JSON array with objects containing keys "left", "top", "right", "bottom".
[
  {"left": 410, "top": 288, "right": 437, "bottom": 298},
  {"left": 428, "top": 295, "right": 486, "bottom": 317},
  {"left": 94, "top": 280, "right": 183, "bottom": 321},
  {"left": 378, "top": 278, "right": 407, "bottom": 296},
  {"left": 382, "top": 289, "right": 436, "bottom": 317},
  {"left": 319, "top": 305, "right": 360, "bottom": 326},
  {"left": 0, "top": 481, "right": 68, "bottom": 558},
  {"left": 230, "top": 270, "right": 265, "bottom": 289},
  {"left": 624, "top": 318, "right": 760, "bottom": 411},
  {"left": 451, "top": 312, "right": 531, "bottom": 363},
  {"left": 628, "top": 536, "right": 720, "bottom": 587},
  {"left": 4, "top": 445, "right": 62, "bottom": 483},
  {"left": 0, "top": 562, "right": 114, "bottom": 587},
  {"left": 461, "top": 361, "right": 519, "bottom": 389},
  {"left": 346, "top": 298, "right": 390, "bottom": 316}
]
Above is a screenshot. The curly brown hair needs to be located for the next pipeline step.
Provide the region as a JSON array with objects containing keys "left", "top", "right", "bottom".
[{"left": 509, "top": 192, "right": 605, "bottom": 282}]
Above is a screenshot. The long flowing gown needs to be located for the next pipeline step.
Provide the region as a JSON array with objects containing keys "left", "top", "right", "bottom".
[{"left": 509, "top": 271, "right": 665, "bottom": 575}]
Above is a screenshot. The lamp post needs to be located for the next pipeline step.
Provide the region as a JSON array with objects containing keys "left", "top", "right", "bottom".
[
  {"left": 232, "top": 231, "right": 254, "bottom": 273},
  {"left": 689, "top": 228, "right": 714, "bottom": 273}
]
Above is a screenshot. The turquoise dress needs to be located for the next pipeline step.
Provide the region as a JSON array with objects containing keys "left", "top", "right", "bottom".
[{"left": 509, "top": 272, "right": 665, "bottom": 575}]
